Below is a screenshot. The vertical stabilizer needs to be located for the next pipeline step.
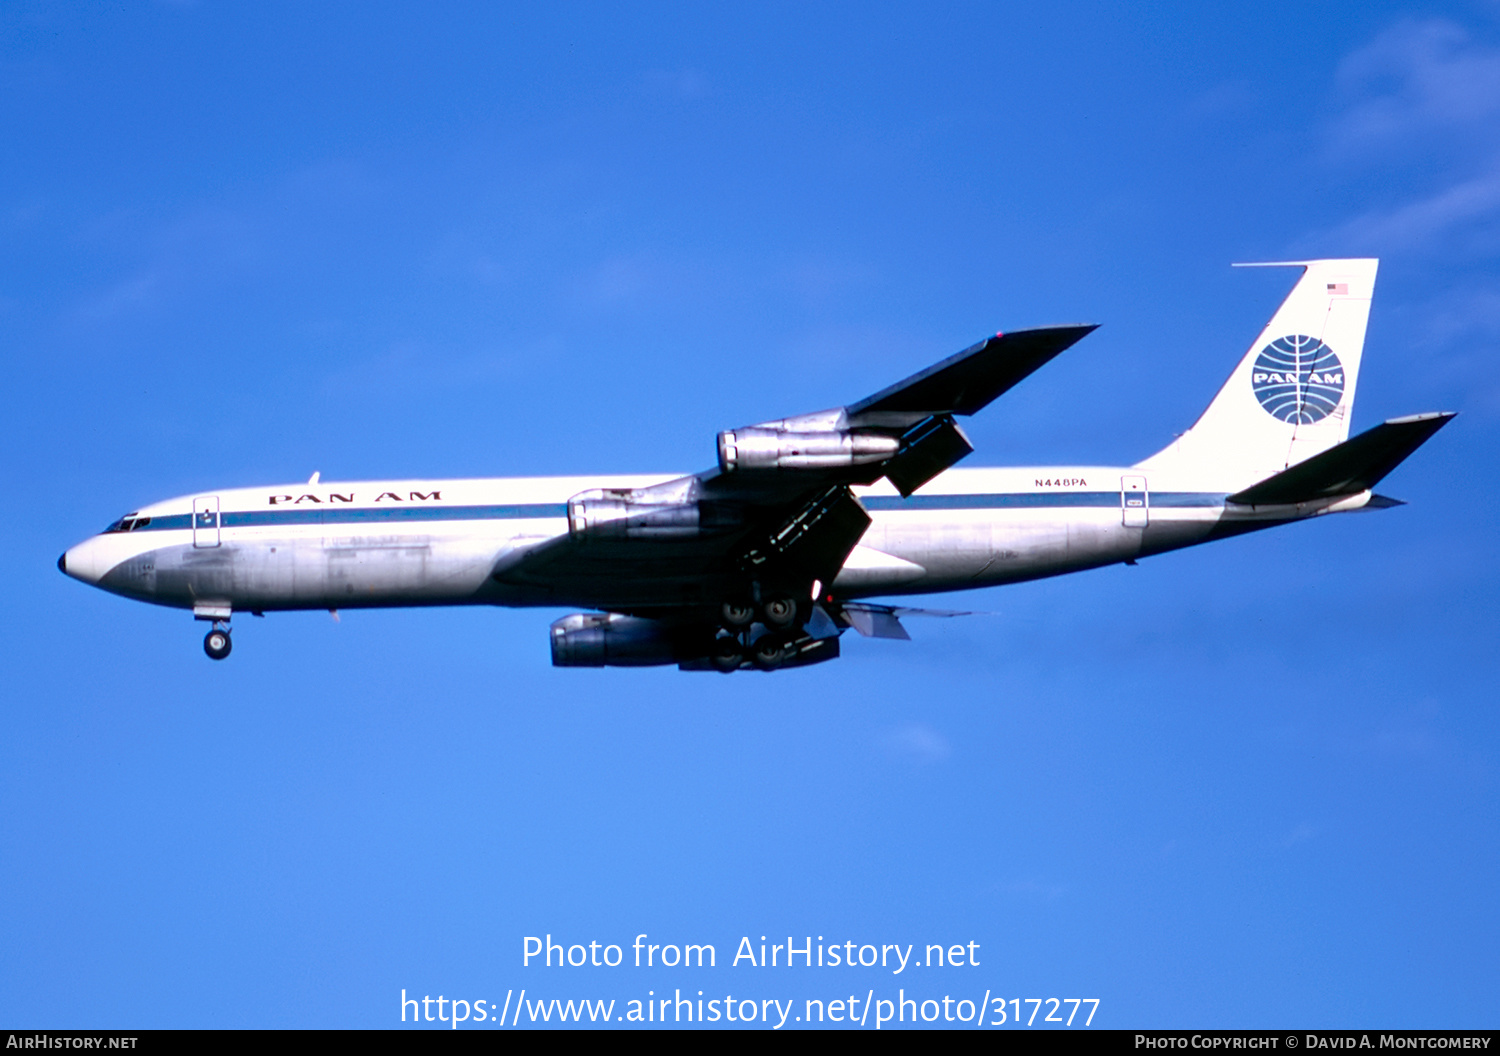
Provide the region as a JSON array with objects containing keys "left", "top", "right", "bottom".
[{"left": 1137, "top": 259, "right": 1378, "bottom": 490}]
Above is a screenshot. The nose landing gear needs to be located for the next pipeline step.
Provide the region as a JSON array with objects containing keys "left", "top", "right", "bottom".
[{"left": 203, "top": 622, "right": 232, "bottom": 661}]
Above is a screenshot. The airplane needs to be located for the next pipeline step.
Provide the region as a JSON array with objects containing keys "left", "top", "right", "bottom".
[{"left": 59, "top": 258, "right": 1452, "bottom": 672}]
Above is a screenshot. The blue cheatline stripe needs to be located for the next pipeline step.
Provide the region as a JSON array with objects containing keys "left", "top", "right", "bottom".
[
  {"left": 226, "top": 503, "right": 571, "bottom": 527},
  {"left": 862, "top": 492, "right": 1225, "bottom": 511},
  {"left": 865, "top": 492, "right": 1112, "bottom": 510},
  {"left": 130, "top": 492, "right": 1227, "bottom": 534},
  {"left": 1154, "top": 493, "right": 1229, "bottom": 508},
  {"left": 134, "top": 503, "right": 570, "bottom": 533}
]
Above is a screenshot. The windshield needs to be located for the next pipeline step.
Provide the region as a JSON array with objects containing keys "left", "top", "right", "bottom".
[{"left": 103, "top": 513, "right": 152, "bottom": 533}]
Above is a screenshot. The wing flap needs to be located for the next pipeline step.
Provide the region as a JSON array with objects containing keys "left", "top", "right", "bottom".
[{"left": 836, "top": 602, "right": 985, "bottom": 638}]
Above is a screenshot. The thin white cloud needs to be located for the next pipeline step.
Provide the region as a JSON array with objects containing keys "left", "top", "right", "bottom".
[
  {"left": 878, "top": 722, "right": 951, "bottom": 765},
  {"left": 1419, "top": 279, "right": 1500, "bottom": 342},
  {"left": 67, "top": 205, "right": 255, "bottom": 325},
  {"left": 64, "top": 160, "right": 372, "bottom": 330},
  {"left": 1332, "top": 18, "right": 1500, "bottom": 154},
  {"left": 1184, "top": 80, "right": 1258, "bottom": 122},
  {"left": 1306, "top": 18, "right": 1500, "bottom": 422},
  {"left": 1281, "top": 822, "right": 1316, "bottom": 849},
  {"left": 642, "top": 68, "right": 709, "bottom": 99},
  {"left": 76, "top": 272, "right": 160, "bottom": 321},
  {"left": 1313, "top": 19, "right": 1500, "bottom": 257},
  {"left": 998, "top": 877, "right": 1066, "bottom": 901},
  {"left": 1324, "top": 164, "right": 1500, "bottom": 252}
]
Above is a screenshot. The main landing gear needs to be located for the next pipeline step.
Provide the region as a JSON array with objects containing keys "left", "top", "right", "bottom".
[
  {"left": 719, "top": 593, "right": 803, "bottom": 632},
  {"left": 203, "top": 622, "right": 232, "bottom": 661},
  {"left": 712, "top": 591, "right": 807, "bottom": 672},
  {"left": 711, "top": 630, "right": 794, "bottom": 673},
  {"left": 711, "top": 634, "right": 745, "bottom": 673}
]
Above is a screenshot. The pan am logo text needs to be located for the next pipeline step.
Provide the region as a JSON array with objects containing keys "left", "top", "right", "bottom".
[{"left": 1251, "top": 335, "right": 1344, "bottom": 424}]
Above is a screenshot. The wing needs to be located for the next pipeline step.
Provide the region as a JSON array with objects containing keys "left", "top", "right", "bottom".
[
  {"left": 845, "top": 325, "right": 1100, "bottom": 424},
  {"left": 493, "top": 325, "right": 1097, "bottom": 615}
]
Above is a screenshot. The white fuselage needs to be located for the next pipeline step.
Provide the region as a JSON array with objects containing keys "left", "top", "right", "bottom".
[{"left": 61, "top": 464, "right": 1366, "bottom": 615}]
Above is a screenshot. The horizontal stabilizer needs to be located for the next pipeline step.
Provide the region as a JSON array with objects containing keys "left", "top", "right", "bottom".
[
  {"left": 1228, "top": 412, "right": 1454, "bottom": 506},
  {"left": 846, "top": 325, "right": 1097, "bottom": 426}
]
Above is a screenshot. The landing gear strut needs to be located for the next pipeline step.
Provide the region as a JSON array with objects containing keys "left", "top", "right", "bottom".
[{"left": 203, "top": 622, "right": 232, "bottom": 661}]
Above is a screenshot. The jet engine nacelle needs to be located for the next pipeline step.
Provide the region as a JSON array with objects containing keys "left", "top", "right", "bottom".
[
  {"left": 549, "top": 613, "right": 680, "bottom": 667},
  {"left": 567, "top": 489, "right": 699, "bottom": 538},
  {"left": 717, "top": 427, "right": 899, "bottom": 472}
]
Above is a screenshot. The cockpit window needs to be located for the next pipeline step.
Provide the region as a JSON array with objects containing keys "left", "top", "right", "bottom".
[{"left": 104, "top": 513, "right": 151, "bottom": 533}]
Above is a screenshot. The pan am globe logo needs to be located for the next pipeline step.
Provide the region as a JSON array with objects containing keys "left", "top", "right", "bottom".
[{"left": 1251, "top": 335, "right": 1344, "bottom": 424}]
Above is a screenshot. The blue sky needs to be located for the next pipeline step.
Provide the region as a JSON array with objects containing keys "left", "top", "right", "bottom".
[{"left": 3, "top": 1, "right": 1498, "bottom": 1029}]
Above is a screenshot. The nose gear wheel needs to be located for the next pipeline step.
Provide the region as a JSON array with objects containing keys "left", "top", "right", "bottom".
[{"left": 203, "top": 627, "right": 232, "bottom": 661}]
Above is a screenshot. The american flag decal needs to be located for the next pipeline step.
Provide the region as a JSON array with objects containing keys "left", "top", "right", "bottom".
[{"left": 1327, "top": 283, "right": 1348, "bottom": 294}]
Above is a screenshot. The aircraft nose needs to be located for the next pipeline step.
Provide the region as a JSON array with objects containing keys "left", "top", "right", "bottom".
[{"left": 59, "top": 538, "right": 110, "bottom": 585}]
